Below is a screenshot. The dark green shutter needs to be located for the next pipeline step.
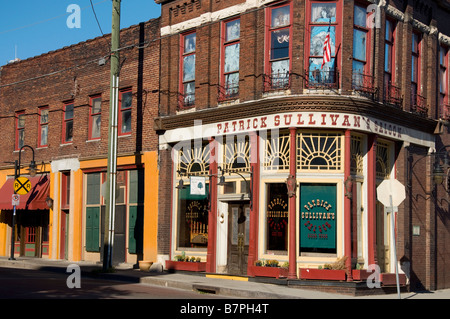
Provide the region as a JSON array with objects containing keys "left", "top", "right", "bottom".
[
  {"left": 128, "top": 205, "right": 143, "bottom": 254},
  {"left": 86, "top": 207, "right": 100, "bottom": 252}
]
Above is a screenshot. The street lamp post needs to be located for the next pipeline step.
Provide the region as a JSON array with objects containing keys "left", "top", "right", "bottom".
[{"left": 9, "top": 144, "right": 37, "bottom": 260}]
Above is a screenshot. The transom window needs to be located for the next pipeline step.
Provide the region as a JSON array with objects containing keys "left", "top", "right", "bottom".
[
  {"left": 223, "top": 135, "right": 250, "bottom": 173},
  {"left": 297, "top": 132, "right": 342, "bottom": 171},
  {"left": 177, "top": 141, "right": 210, "bottom": 177},
  {"left": 376, "top": 140, "right": 391, "bottom": 181},
  {"left": 264, "top": 132, "right": 290, "bottom": 171}
]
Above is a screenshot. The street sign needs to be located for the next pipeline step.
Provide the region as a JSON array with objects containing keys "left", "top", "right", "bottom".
[
  {"left": 376, "top": 178, "right": 405, "bottom": 300},
  {"left": 376, "top": 179, "right": 405, "bottom": 207},
  {"left": 14, "top": 177, "right": 31, "bottom": 195},
  {"left": 11, "top": 194, "right": 20, "bottom": 206}
]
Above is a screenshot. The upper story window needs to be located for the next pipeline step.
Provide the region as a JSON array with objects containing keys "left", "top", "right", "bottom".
[
  {"left": 38, "top": 107, "right": 49, "bottom": 148},
  {"left": 411, "top": 32, "right": 426, "bottom": 115},
  {"left": 89, "top": 95, "right": 102, "bottom": 140},
  {"left": 383, "top": 18, "right": 402, "bottom": 106},
  {"left": 265, "top": 2, "right": 292, "bottom": 91},
  {"left": 352, "top": 4, "right": 373, "bottom": 93},
  {"left": 15, "top": 111, "right": 25, "bottom": 150},
  {"left": 119, "top": 89, "right": 132, "bottom": 135},
  {"left": 305, "top": 1, "right": 340, "bottom": 89},
  {"left": 62, "top": 101, "right": 74, "bottom": 144},
  {"left": 219, "top": 18, "right": 240, "bottom": 101},
  {"left": 439, "top": 45, "right": 448, "bottom": 118},
  {"left": 179, "top": 32, "right": 196, "bottom": 108}
]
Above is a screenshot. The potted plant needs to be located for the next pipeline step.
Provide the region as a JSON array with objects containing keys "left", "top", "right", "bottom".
[{"left": 299, "top": 256, "right": 347, "bottom": 281}]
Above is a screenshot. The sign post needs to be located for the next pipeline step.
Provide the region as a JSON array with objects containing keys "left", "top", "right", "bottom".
[{"left": 376, "top": 179, "right": 405, "bottom": 299}]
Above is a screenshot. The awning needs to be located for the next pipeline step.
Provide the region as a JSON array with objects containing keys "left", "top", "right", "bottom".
[{"left": 0, "top": 175, "right": 50, "bottom": 210}]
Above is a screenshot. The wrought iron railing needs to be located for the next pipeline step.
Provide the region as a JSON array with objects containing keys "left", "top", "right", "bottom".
[
  {"left": 305, "top": 68, "right": 339, "bottom": 90},
  {"left": 352, "top": 72, "right": 377, "bottom": 95},
  {"left": 441, "top": 104, "right": 450, "bottom": 120},
  {"left": 218, "top": 81, "right": 239, "bottom": 102},
  {"left": 263, "top": 71, "right": 291, "bottom": 92},
  {"left": 178, "top": 92, "right": 195, "bottom": 110},
  {"left": 411, "top": 93, "right": 428, "bottom": 117},
  {"left": 383, "top": 82, "right": 403, "bottom": 108}
]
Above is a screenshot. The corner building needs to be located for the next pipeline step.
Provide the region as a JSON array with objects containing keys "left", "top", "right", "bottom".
[{"left": 155, "top": 0, "right": 450, "bottom": 291}]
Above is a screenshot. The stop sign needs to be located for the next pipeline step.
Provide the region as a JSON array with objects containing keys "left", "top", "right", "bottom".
[{"left": 376, "top": 179, "right": 406, "bottom": 207}]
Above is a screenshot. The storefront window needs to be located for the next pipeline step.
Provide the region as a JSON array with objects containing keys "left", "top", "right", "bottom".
[
  {"left": 266, "top": 183, "right": 288, "bottom": 252},
  {"left": 177, "top": 185, "right": 209, "bottom": 249},
  {"left": 299, "top": 183, "right": 337, "bottom": 254}
]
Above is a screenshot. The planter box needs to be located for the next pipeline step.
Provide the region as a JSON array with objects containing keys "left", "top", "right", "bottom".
[
  {"left": 250, "top": 265, "right": 289, "bottom": 279},
  {"left": 381, "top": 273, "right": 407, "bottom": 286},
  {"left": 352, "top": 269, "right": 373, "bottom": 281},
  {"left": 165, "top": 260, "right": 206, "bottom": 272},
  {"left": 299, "top": 268, "right": 347, "bottom": 281}
]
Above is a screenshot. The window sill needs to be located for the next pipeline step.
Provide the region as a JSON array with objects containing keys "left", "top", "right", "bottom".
[
  {"left": 60, "top": 142, "right": 73, "bottom": 147},
  {"left": 86, "top": 139, "right": 101, "bottom": 143}
]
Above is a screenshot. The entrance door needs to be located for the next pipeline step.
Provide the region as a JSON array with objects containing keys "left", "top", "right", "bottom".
[
  {"left": 60, "top": 210, "right": 68, "bottom": 259},
  {"left": 227, "top": 201, "right": 250, "bottom": 275}
]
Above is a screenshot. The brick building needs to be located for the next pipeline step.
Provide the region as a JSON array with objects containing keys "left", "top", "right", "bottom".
[
  {"left": 0, "top": 18, "right": 161, "bottom": 266},
  {"left": 155, "top": 0, "right": 450, "bottom": 291}
]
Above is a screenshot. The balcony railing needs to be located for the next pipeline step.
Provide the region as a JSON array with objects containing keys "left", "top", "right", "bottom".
[
  {"left": 411, "top": 93, "right": 428, "bottom": 117},
  {"left": 218, "top": 81, "right": 239, "bottom": 102},
  {"left": 352, "top": 72, "right": 377, "bottom": 96},
  {"left": 441, "top": 104, "right": 450, "bottom": 120},
  {"left": 263, "top": 71, "right": 291, "bottom": 92},
  {"left": 383, "top": 82, "right": 403, "bottom": 108},
  {"left": 305, "top": 68, "right": 339, "bottom": 90},
  {"left": 178, "top": 92, "right": 195, "bottom": 110}
]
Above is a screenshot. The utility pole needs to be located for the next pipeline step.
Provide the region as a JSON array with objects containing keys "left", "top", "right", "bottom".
[{"left": 103, "top": 0, "right": 121, "bottom": 271}]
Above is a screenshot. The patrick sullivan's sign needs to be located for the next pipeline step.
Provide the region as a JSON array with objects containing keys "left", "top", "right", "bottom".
[{"left": 300, "top": 183, "right": 336, "bottom": 251}]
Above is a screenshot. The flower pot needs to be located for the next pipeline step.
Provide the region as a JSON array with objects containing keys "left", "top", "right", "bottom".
[
  {"left": 165, "top": 260, "right": 206, "bottom": 272},
  {"left": 249, "top": 265, "right": 289, "bottom": 279},
  {"left": 139, "top": 260, "right": 153, "bottom": 272},
  {"left": 299, "top": 268, "right": 347, "bottom": 281}
]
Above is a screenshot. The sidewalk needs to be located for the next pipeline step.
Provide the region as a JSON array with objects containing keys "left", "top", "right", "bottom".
[{"left": 1, "top": 257, "right": 449, "bottom": 299}]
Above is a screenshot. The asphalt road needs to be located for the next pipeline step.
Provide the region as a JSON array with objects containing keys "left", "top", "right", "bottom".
[{"left": 0, "top": 266, "right": 228, "bottom": 299}]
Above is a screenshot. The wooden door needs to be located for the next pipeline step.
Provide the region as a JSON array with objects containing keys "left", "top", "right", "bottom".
[{"left": 227, "top": 201, "right": 250, "bottom": 275}]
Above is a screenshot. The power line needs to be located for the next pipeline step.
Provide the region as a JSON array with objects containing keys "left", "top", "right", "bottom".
[{"left": 90, "top": 0, "right": 105, "bottom": 36}]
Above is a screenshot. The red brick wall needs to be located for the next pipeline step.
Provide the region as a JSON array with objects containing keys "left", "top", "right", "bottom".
[{"left": 0, "top": 18, "right": 161, "bottom": 167}]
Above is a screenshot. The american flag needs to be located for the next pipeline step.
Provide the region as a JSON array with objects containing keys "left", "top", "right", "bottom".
[{"left": 321, "top": 24, "right": 331, "bottom": 69}]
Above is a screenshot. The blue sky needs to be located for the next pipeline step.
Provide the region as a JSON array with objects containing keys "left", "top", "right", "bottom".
[{"left": 0, "top": 0, "right": 161, "bottom": 66}]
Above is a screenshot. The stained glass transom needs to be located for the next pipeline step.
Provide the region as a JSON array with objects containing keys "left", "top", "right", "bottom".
[
  {"left": 177, "top": 142, "right": 210, "bottom": 176},
  {"left": 376, "top": 140, "right": 391, "bottom": 180},
  {"left": 223, "top": 135, "right": 250, "bottom": 173},
  {"left": 351, "top": 135, "right": 363, "bottom": 175},
  {"left": 264, "top": 133, "right": 290, "bottom": 171},
  {"left": 297, "top": 132, "right": 342, "bottom": 171}
]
